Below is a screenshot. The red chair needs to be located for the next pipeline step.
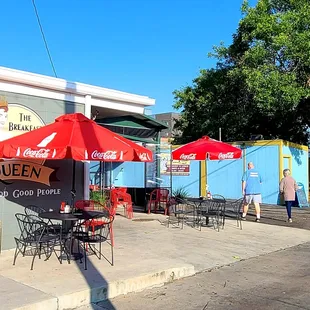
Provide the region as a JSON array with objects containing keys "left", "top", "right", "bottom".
[
  {"left": 147, "top": 189, "right": 170, "bottom": 215},
  {"left": 111, "top": 188, "right": 133, "bottom": 219},
  {"left": 75, "top": 200, "right": 115, "bottom": 246}
]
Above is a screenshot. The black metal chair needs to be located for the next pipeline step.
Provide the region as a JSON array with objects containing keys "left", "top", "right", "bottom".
[
  {"left": 25, "top": 205, "right": 62, "bottom": 232},
  {"left": 75, "top": 208, "right": 114, "bottom": 270},
  {"left": 167, "top": 198, "right": 196, "bottom": 229},
  {"left": 224, "top": 198, "right": 243, "bottom": 230},
  {"left": 13, "top": 213, "right": 61, "bottom": 270}
]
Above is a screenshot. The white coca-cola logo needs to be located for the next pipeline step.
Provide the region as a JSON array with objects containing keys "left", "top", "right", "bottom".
[
  {"left": 218, "top": 152, "right": 234, "bottom": 160},
  {"left": 91, "top": 150, "right": 117, "bottom": 160},
  {"left": 23, "top": 148, "right": 50, "bottom": 159},
  {"left": 180, "top": 153, "right": 196, "bottom": 160},
  {"left": 139, "top": 153, "right": 150, "bottom": 161}
]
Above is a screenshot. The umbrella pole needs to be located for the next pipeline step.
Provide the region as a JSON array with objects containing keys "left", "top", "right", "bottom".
[
  {"left": 71, "top": 160, "right": 76, "bottom": 209},
  {"left": 109, "top": 161, "right": 112, "bottom": 207},
  {"left": 170, "top": 144, "right": 173, "bottom": 196}
]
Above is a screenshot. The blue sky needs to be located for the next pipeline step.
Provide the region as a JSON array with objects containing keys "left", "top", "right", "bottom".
[{"left": 1, "top": 0, "right": 256, "bottom": 114}]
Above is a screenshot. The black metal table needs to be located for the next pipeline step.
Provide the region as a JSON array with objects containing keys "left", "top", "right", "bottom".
[
  {"left": 40, "top": 210, "right": 104, "bottom": 261},
  {"left": 186, "top": 198, "right": 211, "bottom": 227}
]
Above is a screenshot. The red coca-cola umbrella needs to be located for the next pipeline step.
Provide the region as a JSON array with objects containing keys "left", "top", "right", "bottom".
[
  {"left": 172, "top": 136, "right": 242, "bottom": 161},
  {"left": 0, "top": 113, "right": 152, "bottom": 162},
  {"left": 0, "top": 113, "right": 153, "bottom": 204}
]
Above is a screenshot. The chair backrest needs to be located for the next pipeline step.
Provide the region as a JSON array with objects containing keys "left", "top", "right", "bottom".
[
  {"left": 110, "top": 189, "right": 119, "bottom": 203},
  {"left": 159, "top": 189, "right": 169, "bottom": 199},
  {"left": 117, "top": 187, "right": 127, "bottom": 193},
  {"left": 15, "top": 213, "right": 46, "bottom": 241},
  {"left": 75, "top": 200, "right": 95, "bottom": 211},
  {"left": 212, "top": 194, "right": 226, "bottom": 203},
  {"left": 150, "top": 188, "right": 169, "bottom": 202},
  {"left": 24, "top": 205, "right": 45, "bottom": 216},
  {"left": 230, "top": 198, "right": 244, "bottom": 212}
]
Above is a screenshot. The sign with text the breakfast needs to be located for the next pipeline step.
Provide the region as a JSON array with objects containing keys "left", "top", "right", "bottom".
[{"left": 0, "top": 97, "right": 56, "bottom": 186}]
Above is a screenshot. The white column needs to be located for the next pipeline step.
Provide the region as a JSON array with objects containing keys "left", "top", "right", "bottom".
[{"left": 84, "top": 95, "right": 92, "bottom": 199}]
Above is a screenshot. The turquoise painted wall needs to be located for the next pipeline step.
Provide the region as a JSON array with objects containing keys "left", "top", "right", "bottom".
[
  {"left": 113, "top": 162, "right": 145, "bottom": 187},
  {"left": 90, "top": 141, "right": 308, "bottom": 205},
  {"left": 90, "top": 161, "right": 146, "bottom": 188},
  {"left": 207, "top": 143, "right": 308, "bottom": 205},
  {"left": 208, "top": 156, "right": 243, "bottom": 199},
  {"left": 245, "top": 145, "right": 279, "bottom": 204}
]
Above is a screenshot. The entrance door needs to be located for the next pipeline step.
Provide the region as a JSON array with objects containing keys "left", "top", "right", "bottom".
[{"left": 283, "top": 155, "right": 292, "bottom": 173}]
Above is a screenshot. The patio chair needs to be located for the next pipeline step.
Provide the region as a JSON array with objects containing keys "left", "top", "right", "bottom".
[
  {"left": 223, "top": 198, "right": 243, "bottom": 230},
  {"left": 75, "top": 200, "right": 115, "bottom": 246},
  {"left": 167, "top": 198, "right": 196, "bottom": 229},
  {"left": 75, "top": 206, "right": 114, "bottom": 270},
  {"left": 147, "top": 188, "right": 170, "bottom": 215},
  {"left": 13, "top": 213, "right": 61, "bottom": 270},
  {"left": 25, "top": 205, "right": 62, "bottom": 234},
  {"left": 111, "top": 188, "right": 133, "bottom": 219}
]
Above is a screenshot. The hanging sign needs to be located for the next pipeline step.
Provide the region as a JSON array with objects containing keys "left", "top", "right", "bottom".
[{"left": 160, "top": 153, "right": 190, "bottom": 176}]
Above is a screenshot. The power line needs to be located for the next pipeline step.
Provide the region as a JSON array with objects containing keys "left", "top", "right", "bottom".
[{"left": 31, "top": 0, "right": 58, "bottom": 78}]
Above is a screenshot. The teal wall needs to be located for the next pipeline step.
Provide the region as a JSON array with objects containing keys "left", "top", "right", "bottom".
[
  {"left": 90, "top": 141, "right": 309, "bottom": 208},
  {"left": 208, "top": 145, "right": 279, "bottom": 204},
  {"left": 208, "top": 146, "right": 243, "bottom": 200},
  {"left": 207, "top": 143, "right": 308, "bottom": 205},
  {"left": 244, "top": 145, "right": 279, "bottom": 204}
]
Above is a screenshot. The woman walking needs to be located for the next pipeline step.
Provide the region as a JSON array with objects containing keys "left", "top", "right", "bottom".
[{"left": 279, "top": 169, "right": 298, "bottom": 223}]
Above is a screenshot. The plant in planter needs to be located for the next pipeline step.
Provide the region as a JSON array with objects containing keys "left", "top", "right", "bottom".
[
  {"left": 172, "top": 186, "right": 190, "bottom": 203},
  {"left": 89, "top": 190, "right": 107, "bottom": 206}
]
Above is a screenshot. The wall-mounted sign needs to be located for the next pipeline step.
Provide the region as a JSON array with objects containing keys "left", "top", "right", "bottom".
[
  {"left": 0, "top": 99, "right": 44, "bottom": 141},
  {"left": 0, "top": 98, "right": 56, "bottom": 186},
  {"left": 160, "top": 153, "right": 190, "bottom": 176}
]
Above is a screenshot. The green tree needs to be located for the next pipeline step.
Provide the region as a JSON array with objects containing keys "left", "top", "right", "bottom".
[{"left": 173, "top": 0, "right": 310, "bottom": 145}]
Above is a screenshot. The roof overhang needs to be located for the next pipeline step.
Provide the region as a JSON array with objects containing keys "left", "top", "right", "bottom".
[{"left": 0, "top": 66, "right": 155, "bottom": 108}]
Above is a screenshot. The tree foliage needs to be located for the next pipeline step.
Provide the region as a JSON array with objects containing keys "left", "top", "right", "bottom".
[{"left": 173, "top": 0, "right": 310, "bottom": 145}]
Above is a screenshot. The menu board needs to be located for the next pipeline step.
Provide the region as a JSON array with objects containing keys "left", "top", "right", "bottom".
[{"left": 296, "top": 183, "right": 309, "bottom": 208}]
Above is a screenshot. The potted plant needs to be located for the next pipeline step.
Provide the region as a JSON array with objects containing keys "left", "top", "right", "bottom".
[
  {"left": 172, "top": 186, "right": 190, "bottom": 203},
  {"left": 89, "top": 190, "right": 107, "bottom": 207}
]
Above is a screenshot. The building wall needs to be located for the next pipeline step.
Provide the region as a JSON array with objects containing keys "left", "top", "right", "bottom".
[
  {"left": 204, "top": 140, "right": 308, "bottom": 205},
  {"left": 97, "top": 144, "right": 201, "bottom": 198},
  {"left": 244, "top": 145, "right": 280, "bottom": 204},
  {"left": 90, "top": 140, "right": 308, "bottom": 210},
  {"left": 207, "top": 147, "right": 244, "bottom": 200},
  {"left": 0, "top": 91, "right": 85, "bottom": 251},
  {"left": 158, "top": 147, "right": 200, "bottom": 197},
  {"left": 154, "top": 112, "right": 180, "bottom": 138}
]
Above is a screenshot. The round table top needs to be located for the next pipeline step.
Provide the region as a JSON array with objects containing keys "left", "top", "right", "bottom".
[{"left": 40, "top": 210, "right": 104, "bottom": 221}]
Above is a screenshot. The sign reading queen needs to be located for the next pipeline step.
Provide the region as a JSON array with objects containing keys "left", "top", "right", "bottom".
[{"left": 0, "top": 97, "right": 54, "bottom": 186}]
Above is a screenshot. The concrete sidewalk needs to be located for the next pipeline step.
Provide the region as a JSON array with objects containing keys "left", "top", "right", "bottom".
[{"left": 1, "top": 212, "right": 310, "bottom": 310}]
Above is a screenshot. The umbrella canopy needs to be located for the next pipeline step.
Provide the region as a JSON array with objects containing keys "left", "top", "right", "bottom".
[
  {"left": 0, "top": 113, "right": 153, "bottom": 162},
  {"left": 172, "top": 136, "right": 242, "bottom": 161}
]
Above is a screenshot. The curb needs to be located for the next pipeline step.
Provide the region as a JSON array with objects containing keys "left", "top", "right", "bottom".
[
  {"left": 58, "top": 265, "right": 195, "bottom": 310},
  {"left": 10, "top": 265, "right": 195, "bottom": 310}
]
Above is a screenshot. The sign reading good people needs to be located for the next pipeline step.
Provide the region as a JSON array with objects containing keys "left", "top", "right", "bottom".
[{"left": 0, "top": 98, "right": 57, "bottom": 186}]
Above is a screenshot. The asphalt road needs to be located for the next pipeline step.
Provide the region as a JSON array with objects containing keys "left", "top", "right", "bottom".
[{"left": 96, "top": 242, "right": 310, "bottom": 310}]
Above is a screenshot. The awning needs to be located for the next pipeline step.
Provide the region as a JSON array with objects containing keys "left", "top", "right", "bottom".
[{"left": 96, "top": 114, "right": 168, "bottom": 143}]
